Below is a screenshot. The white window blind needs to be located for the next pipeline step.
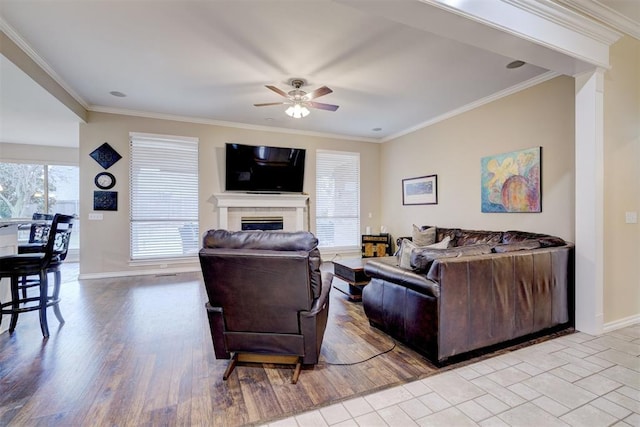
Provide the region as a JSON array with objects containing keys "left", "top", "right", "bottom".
[
  {"left": 130, "top": 133, "right": 199, "bottom": 260},
  {"left": 316, "top": 150, "right": 360, "bottom": 250}
]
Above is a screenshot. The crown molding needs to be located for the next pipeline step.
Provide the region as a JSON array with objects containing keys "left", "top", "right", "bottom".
[
  {"left": 382, "top": 70, "right": 560, "bottom": 142},
  {"left": 502, "top": 0, "right": 623, "bottom": 44},
  {"left": 88, "top": 106, "right": 381, "bottom": 144},
  {"left": 554, "top": 0, "right": 640, "bottom": 40},
  {"left": 427, "top": 0, "right": 622, "bottom": 45},
  {"left": 0, "top": 18, "right": 89, "bottom": 110}
]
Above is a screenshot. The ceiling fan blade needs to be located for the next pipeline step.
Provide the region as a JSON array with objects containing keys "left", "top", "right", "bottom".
[
  {"left": 253, "top": 102, "right": 285, "bottom": 107},
  {"left": 265, "top": 85, "right": 289, "bottom": 98},
  {"left": 309, "top": 101, "right": 339, "bottom": 112},
  {"left": 304, "top": 86, "right": 333, "bottom": 100}
]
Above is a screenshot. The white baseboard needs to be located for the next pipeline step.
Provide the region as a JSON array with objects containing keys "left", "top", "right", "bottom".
[
  {"left": 78, "top": 266, "right": 201, "bottom": 280},
  {"left": 603, "top": 314, "right": 640, "bottom": 333}
]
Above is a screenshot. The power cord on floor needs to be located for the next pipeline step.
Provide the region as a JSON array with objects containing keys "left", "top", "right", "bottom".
[{"left": 323, "top": 341, "right": 397, "bottom": 366}]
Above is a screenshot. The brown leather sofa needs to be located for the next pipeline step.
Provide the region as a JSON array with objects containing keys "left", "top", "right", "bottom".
[
  {"left": 362, "top": 227, "right": 574, "bottom": 364},
  {"left": 199, "top": 229, "right": 331, "bottom": 383}
]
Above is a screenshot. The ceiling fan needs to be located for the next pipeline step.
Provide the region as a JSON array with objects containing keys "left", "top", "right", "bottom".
[{"left": 254, "top": 78, "right": 339, "bottom": 118}]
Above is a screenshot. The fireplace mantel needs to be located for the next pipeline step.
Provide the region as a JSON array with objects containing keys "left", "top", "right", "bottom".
[{"left": 213, "top": 192, "right": 309, "bottom": 231}]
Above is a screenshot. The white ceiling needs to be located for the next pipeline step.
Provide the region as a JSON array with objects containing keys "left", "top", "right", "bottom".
[
  {"left": 0, "top": 55, "right": 80, "bottom": 147},
  {"left": 0, "top": 0, "right": 636, "bottom": 147}
]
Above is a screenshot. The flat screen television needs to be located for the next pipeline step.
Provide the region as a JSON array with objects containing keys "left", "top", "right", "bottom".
[{"left": 225, "top": 143, "right": 306, "bottom": 193}]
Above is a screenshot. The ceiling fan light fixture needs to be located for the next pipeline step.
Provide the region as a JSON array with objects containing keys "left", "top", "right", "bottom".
[
  {"left": 285, "top": 103, "right": 310, "bottom": 118},
  {"left": 256, "top": 79, "right": 337, "bottom": 117}
]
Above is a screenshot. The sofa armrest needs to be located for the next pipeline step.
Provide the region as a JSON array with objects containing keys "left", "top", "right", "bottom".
[{"left": 364, "top": 260, "right": 439, "bottom": 298}]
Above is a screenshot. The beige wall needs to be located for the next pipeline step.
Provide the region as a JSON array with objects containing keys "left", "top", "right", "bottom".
[
  {"left": 79, "top": 112, "right": 380, "bottom": 275},
  {"left": 379, "top": 76, "right": 575, "bottom": 242},
  {"left": 603, "top": 35, "right": 640, "bottom": 324}
]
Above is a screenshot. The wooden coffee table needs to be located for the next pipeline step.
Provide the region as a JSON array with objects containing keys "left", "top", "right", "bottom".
[
  {"left": 332, "top": 257, "right": 396, "bottom": 301},
  {"left": 332, "top": 258, "right": 370, "bottom": 301}
]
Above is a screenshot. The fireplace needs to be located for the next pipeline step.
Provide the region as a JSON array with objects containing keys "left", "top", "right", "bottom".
[
  {"left": 241, "top": 216, "right": 284, "bottom": 231},
  {"left": 214, "top": 193, "right": 309, "bottom": 232}
]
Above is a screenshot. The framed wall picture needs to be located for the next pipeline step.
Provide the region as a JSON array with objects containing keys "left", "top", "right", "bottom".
[
  {"left": 402, "top": 175, "right": 438, "bottom": 205},
  {"left": 481, "top": 147, "right": 541, "bottom": 213},
  {"left": 90, "top": 142, "right": 122, "bottom": 169},
  {"left": 93, "top": 191, "right": 118, "bottom": 211}
]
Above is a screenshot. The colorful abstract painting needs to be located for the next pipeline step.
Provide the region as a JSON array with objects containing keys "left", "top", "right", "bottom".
[{"left": 481, "top": 147, "right": 541, "bottom": 213}]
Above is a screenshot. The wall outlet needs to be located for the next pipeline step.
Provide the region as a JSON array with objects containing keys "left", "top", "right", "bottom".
[
  {"left": 625, "top": 211, "right": 638, "bottom": 224},
  {"left": 88, "top": 213, "right": 103, "bottom": 220}
]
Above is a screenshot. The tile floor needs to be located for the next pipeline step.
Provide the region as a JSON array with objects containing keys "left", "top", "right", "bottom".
[{"left": 263, "top": 324, "right": 640, "bottom": 427}]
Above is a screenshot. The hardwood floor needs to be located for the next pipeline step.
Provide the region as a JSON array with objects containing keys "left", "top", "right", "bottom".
[{"left": 0, "top": 263, "right": 497, "bottom": 426}]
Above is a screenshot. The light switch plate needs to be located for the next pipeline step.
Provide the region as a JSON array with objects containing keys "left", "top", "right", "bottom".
[
  {"left": 88, "top": 213, "right": 104, "bottom": 220},
  {"left": 625, "top": 211, "right": 638, "bottom": 224}
]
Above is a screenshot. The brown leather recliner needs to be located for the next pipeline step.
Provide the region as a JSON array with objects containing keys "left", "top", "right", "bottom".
[{"left": 199, "top": 229, "right": 331, "bottom": 383}]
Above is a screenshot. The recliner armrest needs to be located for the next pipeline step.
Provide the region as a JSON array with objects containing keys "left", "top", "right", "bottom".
[
  {"left": 301, "top": 271, "right": 333, "bottom": 318},
  {"left": 365, "top": 260, "right": 439, "bottom": 298}
]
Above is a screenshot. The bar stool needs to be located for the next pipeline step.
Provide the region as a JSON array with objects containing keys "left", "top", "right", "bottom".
[{"left": 0, "top": 214, "right": 74, "bottom": 338}]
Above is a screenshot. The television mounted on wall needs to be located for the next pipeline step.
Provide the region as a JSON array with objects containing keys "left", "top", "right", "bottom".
[{"left": 225, "top": 143, "right": 306, "bottom": 193}]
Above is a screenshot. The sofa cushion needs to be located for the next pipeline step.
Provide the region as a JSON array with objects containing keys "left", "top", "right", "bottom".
[
  {"left": 410, "top": 248, "right": 458, "bottom": 272},
  {"left": 492, "top": 239, "right": 541, "bottom": 253},
  {"left": 411, "top": 243, "right": 493, "bottom": 272},
  {"left": 502, "top": 230, "right": 566, "bottom": 247},
  {"left": 435, "top": 227, "right": 460, "bottom": 246},
  {"left": 412, "top": 225, "right": 436, "bottom": 246},
  {"left": 456, "top": 229, "right": 503, "bottom": 247}
]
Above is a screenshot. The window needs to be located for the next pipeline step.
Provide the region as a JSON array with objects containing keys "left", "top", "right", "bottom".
[
  {"left": 130, "top": 133, "right": 199, "bottom": 261},
  {"left": 0, "top": 162, "right": 79, "bottom": 251},
  {"left": 315, "top": 150, "right": 360, "bottom": 250}
]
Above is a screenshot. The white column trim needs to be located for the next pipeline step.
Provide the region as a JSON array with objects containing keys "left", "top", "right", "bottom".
[{"left": 574, "top": 68, "right": 605, "bottom": 335}]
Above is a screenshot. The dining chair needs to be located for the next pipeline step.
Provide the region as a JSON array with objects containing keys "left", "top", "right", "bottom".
[
  {"left": 0, "top": 214, "right": 74, "bottom": 337},
  {"left": 17, "top": 213, "right": 54, "bottom": 298},
  {"left": 17, "top": 212, "right": 54, "bottom": 254}
]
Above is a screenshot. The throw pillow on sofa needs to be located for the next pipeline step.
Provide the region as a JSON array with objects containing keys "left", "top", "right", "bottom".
[
  {"left": 427, "top": 236, "right": 450, "bottom": 249},
  {"left": 412, "top": 225, "right": 436, "bottom": 246},
  {"left": 397, "top": 236, "right": 452, "bottom": 269},
  {"left": 397, "top": 238, "right": 417, "bottom": 269}
]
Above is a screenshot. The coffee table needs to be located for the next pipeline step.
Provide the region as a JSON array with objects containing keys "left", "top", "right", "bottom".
[
  {"left": 332, "top": 257, "right": 396, "bottom": 301},
  {"left": 332, "top": 258, "right": 369, "bottom": 301},
  {"left": 332, "top": 258, "right": 370, "bottom": 301}
]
